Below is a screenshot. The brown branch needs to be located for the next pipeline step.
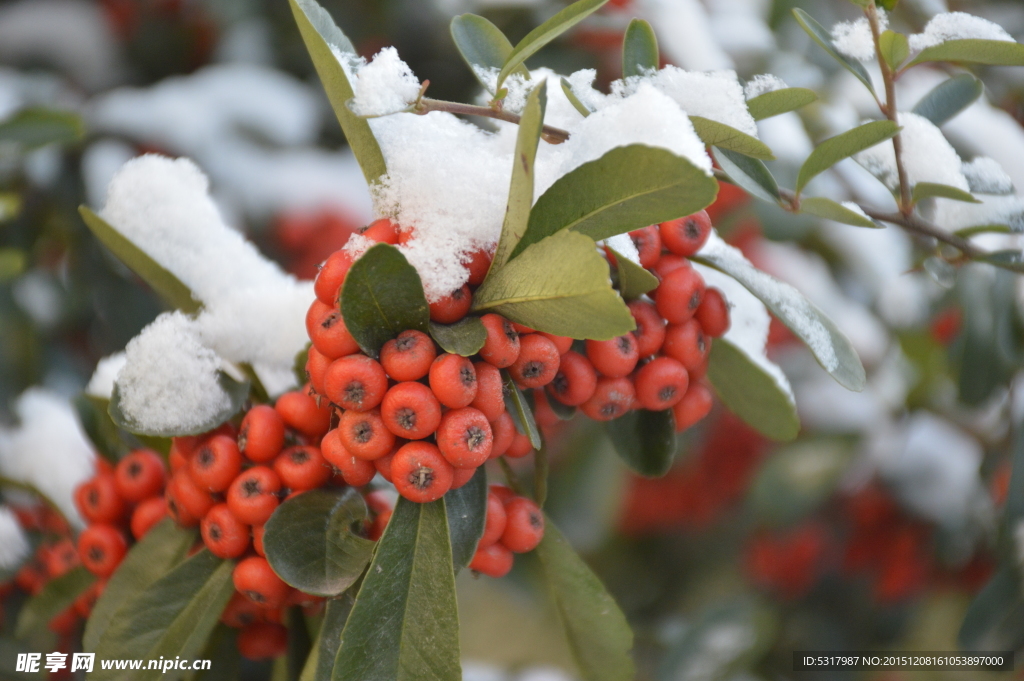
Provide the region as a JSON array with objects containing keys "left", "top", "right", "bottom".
[{"left": 413, "top": 97, "right": 570, "bottom": 144}]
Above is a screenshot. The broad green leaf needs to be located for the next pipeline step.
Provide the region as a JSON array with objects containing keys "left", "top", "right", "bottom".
[
  {"left": 301, "top": 595, "right": 354, "bottom": 681},
  {"left": 912, "top": 73, "right": 983, "bottom": 126},
  {"left": 445, "top": 467, "right": 487, "bottom": 573},
  {"left": 0, "top": 108, "right": 84, "bottom": 150},
  {"left": 792, "top": 8, "right": 875, "bottom": 94},
  {"left": 605, "top": 409, "right": 675, "bottom": 477},
  {"left": 745, "top": 87, "right": 818, "bottom": 121},
  {"left": 289, "top": 0, "right": 387, "bottom": 184},
  {"left": 108, "top": 373, "right": 249, "bottom": 437},
  {"left": 879, "top": 30, "right": 909, "bottom": 70},
  {"left": 513, "top": 145, "right": 717, "bottom": 258},
  {"left": 492, "top": 82, "right": 547, "bottom": 270},
  {"left": 689, "top": 117, "right": 774, "bottom": 160},
  {"left": 799, "top": 196, "right": 880, "bottom": 228},
  {"left": 795, "top": 120, "right": 900, "bottom": 193},
  {"left": 286, "top": 607, "right": 313, "bottom": 681},
  {"left": 475, "top": 231, "right": 635, "bottom": 341},
  {"left": 560, "top": 78, "right": 592, "bottom": 117},
  {"left": 340, "top": 243, "right": 430, "bottom": 357},
  {"left": 263, "top": 488, "right": 375, "bottom": 597},
  {"left": 16, "top": 567, "right": 94, "bottom": 640},
  {"left": 713, "top": 148, "right": 780, "bottom": 203},
  {"left": 912, "top": 182, "right": 980, "bottom": 205},
  {"left": 429, "top": 317, "right": 487, "bottom": 357},
  {"left": 80, "top": 206, "right": 200, "bottom": 313},
  {"left": 622, "top": 19, "right": 658, "bottom": 78},
  {"left": 749, "top": 439, "right": 852, "bottom": 525},
  {"left": 84, "top": 519, "right": 196, "bottom": 652},
  {"left": 610, "top": 249, "right": 658, "bottom": 300},
  {"left": 191, "top": 625, "right": 240, "bottom": 681},
  {"left": 536, "top": 520, "right": 634, "bottom": 681},
  {"left": 503, "top": 371, "right": 542, "bottom": 449},
  {"left": 334, "top": 498, "right": 461, "bottom": 681},
  {"left": 92, "top": 550, "right": 235, "bottom": 681},
  {"left": 910, "top": 39, "right": 1024, "bottom": 68},
  {"left": 74, "top": 395, "right": 130, "bottom": 464},
  {"left": 706, "top": 339, "right": 799, "bottom": 441},
  {"left": 958, "top": 568, "right": 1024, "bottom": 651},
  {"left": 450, "top": 14, "right": 529, "bottom": 91},
  {"left": 0, "top": 248, "right": 25, "bottom": 281},
  {"left": 497, "top": 0, "right": 610, "bottom": 90}
]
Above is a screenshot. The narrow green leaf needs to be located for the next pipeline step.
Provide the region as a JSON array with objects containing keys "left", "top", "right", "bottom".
[
  {"left": 84, "top": 519, "right": 196, "bottom": 652},
  {"left": 610, "top": 249, "right": 658, "bottom": 301},
  {"left": 713, "top": 148, "right": 780, "bottom": 203},
  {"left": 492, "top": 82, "right": 547, "bottom": 270},
  {"left": 263, "top": 488, "right": 375, "bottom": 597},
  {"left": 605, "top": 409, "right": 676, "bottom": 477},
  {"left": 979, "top": 250, "right": 1024, "bottom": 274},
  {"left": 795, "top": 120, "right": 900, "bottom": 194},
  {"left": 910, "top": 39, "right": 1024, "bottom": 68},
  {"left": 475, "top": 231, "right": 635, "bottom": 341},
  {"left": 799, "top": 196, "right": 881, "bottom": 228},
  {"left": 622, "top": 19, "right": 658, "bottom": 78},
  {"left": 451, "top": 14, "right": 529, "bottom": 91},
  {"left": 912, "top": 182, "right": 980, "bottom": 205},
  {"left": 289, "top": 0, "right": 387, "bottom": 185},
  {"left": 560, "top": 78, "right": 592, "bottom": 117},
  {"left": 445, "top": 467, "right": 487, "bottom": 573},
  {"left": 334, "top": 498, "right": 461, "bottom": 681},
  {"left": 514, "top": 145, "right": 717, "bottom": 258},
  {"left": 429, "top": 317, "right": 487, "bottom": 357},
  {"left": 911, "top": 74, "right": 983, "bottom": 126},
  {"left": 689, "top": 117, "right": 774, "bottom": 160},
  {"left": 92, "top": 550, "right": 236, "bottom": 681},
  {"left": 746, "top": 87, "right": 818, "bottom": 121},
  {"left": 0, "top": 108, "right": 84, "bottom": 150},
  {"left": 497, "top": 0, "right": 610, "bottom": 90},
  {"left": 108, "top": 372, "right": 249, "bottom": 437},
  {"left": 792, "top": 8, "right": 875, "bottom": 94},
  {"left": 503, "top": 371, "right": 542, "bottom": 450},
  {"left": 536, "top": 520, "right": 634, "bottom": 681},
  {"left": 706, "top": 339, "right": 799, "bottom": 441},
  {"left": 879, "top": 30, "right": 909, "bottom": 70},
  {"left": 340, "top": 243, "right": 430, "bottom": 357},
  {"left": 301, "top": 595, "right": 354, "bottom": 681},
  {"left": 958, "top": 568, "right": 1024, "bottom": 651},
  {"left": 79, "top": 206, "right": 200, "bottom": 313},
  {"left": 15, "top": 567, "right": 94, "bottom": 640}
]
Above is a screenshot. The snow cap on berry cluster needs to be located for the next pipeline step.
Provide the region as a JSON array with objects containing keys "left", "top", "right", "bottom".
[
  {"left": 908, "top": 12, "right": 1014, "bottom": 52},
  {"left": 0, "top": 506, "right": 29, "bottom": 569},
  {"left": 0, "top": 389, "right": 96, "bottom": 527},
  {"left": 85, "top": 352, "right": 126, "bottom": 399},
  {"left": 831, "top": 11, "right": 886, "bottom": 62}
]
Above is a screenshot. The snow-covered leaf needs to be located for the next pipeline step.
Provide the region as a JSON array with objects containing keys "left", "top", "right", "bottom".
[
  {"left": 792, "top": 8, "right": 875, "bottom": 94},
  {"left": 707, "top": 339, "right": 799, "bottom": 441},
  {"left": 450, "top": 14, "right": 528, "bottom": 92},
  {"left": 879, "top": 30, "right": 909, "bottom": 70},
  {"left": 713, "top": 148, "right": 780, "bottom": 203},
  {"left": 796, "top": 121, "right": 900, "bottom": 194},
  {"left": 108, "top": 372, "right": 248, "bottom": 437},
  {"left": 799, "top": 197, "right": 881, "bottom": 228},
  {"left": 622, "top": 19, "right": 659, "bottom": 79},
  {"left": 745, "top": 88, "right": 817, "bottom": 121},
  {"left": 689, "top": 116, "right": 774, "bottom": 160},
  {"left": 911, "top": 74, "right": 983, "bottom": 126},
  {"left": 910, "top": 39, "right": 1024, "bottom": 67},
  {"left": 912, "top": 182, "right": 980, "bottom": 205}
]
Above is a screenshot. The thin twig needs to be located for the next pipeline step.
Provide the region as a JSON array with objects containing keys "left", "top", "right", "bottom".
[{"left": 413, "top": 97, "right": 571, "bottom": 144}]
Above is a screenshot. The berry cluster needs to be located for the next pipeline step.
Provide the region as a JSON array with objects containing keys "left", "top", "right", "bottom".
[{"left": 467, "top": 485, "right": 544, "bottom": 578}]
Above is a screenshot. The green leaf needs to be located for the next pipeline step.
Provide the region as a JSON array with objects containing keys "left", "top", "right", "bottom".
[
  {"left": 792, "top": 8, "right": 875, "bottom": 94},
  {"left": 622, "top": 19, "right": 658, "bottom": 78},
  {"left": 15, "top": 567, "right": 94, "bottom": 640},
  {"left": 429, "top": 318, "right": 487, "bottom": 357},
  {"left": 980, "top": 250, "right": 1024, "bottom": 274},
  {"left": 958, "top": 568, "right": 1024, "bottom": 651},
  {"left": 191, "top": 625, "right": 240, "bottom": 681},
  {"left": 910, "top": 39, "right": 1024, "bottom": 68},
  {"left": 689, "top": 117, "right": 774, "bottom": 160},
  {"left": 0, "top": 249, "right": 25, "bottom": 282},
  {"left": 492, "top": 82, "right": 547, "bottom": 270},
  {"left": 911, "top": 73, "right": 984, "bottom": 126},
  {"left": 340, "top": 243, "right": 430, "bottom": 357},
  {"left": 0, "top": 192, "right": 22, "bottom": 222},
  {"left": 108, "top": 372, "right": 249, "bottom": 437},
  {"left": 605, "top": 409, "right": 676, "bottom": 477},
  {"left": 912, "top": 182, "right": 980, "bottom": 205},
  {"left": 84, "top": 519, "right": 197, "bottom": 652},
  {"left": 288, "top": 0, "right": 387, "bottom": 185},
  {"left": 748, "top": 439, "right": 852, "bottom": 525},
  {"left": 745, "top": 87, "right": 818, "bottom": 121},
  {"left": 799, "top": 196, "right": 880, "bottom": 228},
  {"left": 301, "top": 595, "right": 354, "bottom": 681},
  {"left": 263, "top": 488, "right": 375, "bottom": 597},
  {"left": 795, "top": 120, "right": 900, "bottom": 194},
  {"left": 496, "top": 0, "right": 610, "bottom": 90},
  {"left": 514, "top": 145, "right": 717, "bottom": 258},
  {"left": 79, "top": 206, "right": 200, "bottom": 313},
  {"left": 879, "top": 30, "right": 909, "bottom": 70},
  {"left": 560, "top": 78, "right": 592, "bottom": 117},
  {"left": 878, "top": 0, "right": 899, "bottom": 10},
  {"left": 0, "top": 108, "right": 84, "bottom": 150},
  {"left": 445, "top": 467, "right": 487, "bottom": 573},
  {"left": 610, "top": 249, "right": 658, "bottom": 300},
  {"left": 713, "top": 148, "right": 780, "bottom": 203},
  {"left": 334, "top": 498, "right": 461, "bottom": 681},
  {"left": 74, "top": 395, "right": 130, "bottom": 464},
  {"left": 536, "top": 520, "right": 634, "bottom": 681},
  {"left": 286, "top": 607, "right": 313, "bottom": 681},
  {"left": 476, "top": 231, "right": 634, "bottom": 341},
  {"left": 92, "top": 550, "right": 235, "bottom": 681},
  {"left": 503, "top": 371, "right": 542, "bottom": 450},
  {"left": 706, "top": 339, "right": 799, "bottom": 441},
  {"left": 450, "top": 14, "right": 529, "bottom": 92}
]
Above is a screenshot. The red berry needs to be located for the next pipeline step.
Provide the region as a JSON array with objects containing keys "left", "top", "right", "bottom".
[
  {"left": 634, "top": 357, "right": 689, "bottom": 411},
  {"left": 373, "top": 449, "right": 395, "bottom": 484},
  {"left": 322, "top": 430, "right": 376, "bottom": 486},
  {"left": 253, "top": 525, "right": 266, "bottom": 557},
  {"left": 469, "top": 542, "right": 513, "bottom": 577},
  {"left": 429, "top": 353, "right": 478, "bottom": 409},
  {"left": 651, "top": 254, "right": 689, "bottom": 286},
  {"left": 504, "top": 432, "right": 533, "bottom": 459},
  {"left": 546, "top": 350, "right": 597, "bottom": 406},
  {"left": 337, "top": 408, "right": 396, "bottom": 461},
  {"left": 274, "top": 445, "right": 332, "bottom": 491},
  {"left": 586, "top": 335, "right": 639, "bottom": 378},
  {"left": 509, "top": 334, "right": 561, "bottom": 388},
  {"left": 324, "top": 355, "right": 389, "bottom": 412},
  {"left": 114, "top": 449, "right": 166, "bottom": 503},
  {"left": 471, "top": 361, "right": 505, "bottom": 421},
  {"left": 479, "top": 314, "right": 520, "bottom": 368},
  {"left": 579, "top": 377, "right": 635, "bottom": 421},
  {"left": 660, "top": 211, "right": 711, "bottom": 256},
  {"left": 305, "top": 346, "right": 332, "bottom": 396},
  {"left": 190, "top": 434, "right": 243, "bottom": 492},
  {"left": 239, "top": 405, "right": 286, "bottom": 463},
  {"left": 436, "top": 408, "right": 493, "bottom": 468},
  {"left": 380, "top": 382, "right": 442, "bottom": 440},
  {"left": 391, "top": 441, "right": 454, "bottom": 503},
  {"left": 429, "top": 285, "right": 472, "bottom": 324},
  {"left": 168, "top": 468, "right": 217, "bottom": 521},
  {"left": 233, "top": 556, "right": 290, "bottom": 609},
  {"left": 451, "top": 467, "right": 478, "bottom": 489},
  {"left": 221, "top": 591, "right": 264, "bottom": 628},
  {"left": 629, "top": 300, "right": 666, "bottom": 357},
  {"left": 306, "top": 300, "right": 360, "bottom": 359},
  {"left": 489, "top": 412, "right": 516, "bottom": 458},
  {"left": 227, "top": 466, "right": 281, "bottom": 526},
  {"left": 538, "top": 333, "right": 573, "bottom": 355},
  {"left": 201, "top": 503, "right": 251, "bottom": 559},
  {"left": 672, "top": 382, "right": 713, "bottom": 432},
  {"left": 361, "top": 217, "right": 400, "bottom": 244},
  {"left": 662, "top": 320, "right": 711, "bottom": 371},
  {"left": 655, "top": 266, "right": 705, "bottom": 324},
  {"left": 78, "top": 524, "right": 128, "bottom": 578},
  {"left": 480, "top": 491, "right": 507, "bottom": 547},
  {"left": 274, "top": 389, "right": 332, "bottom": 439},
  {"left": 629, "top": 225, "right": 661, "bottom": 267},
  {"left": 380, "top": 330, "right": 436, "bottom": 381},
  {"left": 695, "top": 288, "right": 730, "bottom": 338},
  {"left": 75, "top": 474, "right": 126, "bottom": 524},
  {"left": 314, "top": 250, "right": 354, "bottom": 305},
  {"left": 238, "top": 622, "right": 289, "bottom": 660},
  {"left": 501, "top": 496, "right": 544, "bottom": 553},
  {"left": 465, "top": 248, "right": 493, "bottom": 286},
  {"left": 131, "top": 497, "right": 167, "bottom": 540}
]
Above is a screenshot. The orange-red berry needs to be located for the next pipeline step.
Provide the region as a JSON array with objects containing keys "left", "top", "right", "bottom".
[
  {"left": 239, "top": 405, "right": 286, "bottom": 463},
  {"left": 305, "top": 345, "right": 332, "bottom": 396},
  {"left": 131, "top": 497, "right": 167, "bottom": 540},
  {"left": 469, "top": 542, "right": 513, "bottom": 577},
  {"left": 663, "top": 320, "right": 710, "bottom": 371},
  {"left": 227, "top": 466, "right": 281, "bottom": 526},
  {"left": 190, "top": 434, "right": 243, "bottom": 492},
  {"left": 504, "top": 432, "right": 533, "bottom": 459},
  {"left": 580, "top": 377, "right": 635, "bottom": 421},
  {"left": 274, "top": 389, "right": 332, "bottom": 439},
  {"left": 233, "top": 556, "right": 290, "bottom": 609},
  {"left": 480, "top": 491, "right": 507, "bottom": 547},
  {"left": 547, "top": 350, "right": 597, "bottom": 406},
  {"left": 465, "top": 248, "right": 493, "bottom": 286},
  {"left": 75, "top": 474, "right": 126, "bottom": 524},
  {"left": 314, "top": 250, "right": 354, "bottom": 305},
  {"left": 201, "top": 503, "right": 251, "bottom": 559},
  {"left": 337, "top": 408, "right": 395, "bottom": 461},
  {"left": 655, "top": 266, "right": 705, "bottom": 324},
  {"left": 479, "top": 314, "right": 520, "bottom": 368},
  {"left": 306, "top": 300, "right": 360, "bottom": 359},
  {"left": 509, "top": 334, "right": 560, "bottom": 388},
  {"left": 380, "top": 382, "right": 442, "bottom": 440},
  {"left": 672, "top": 382, "right": 714, "bottom": 432},
  {"left": 380, "top": 330, "right": 436, "bottom": 381},
  {"left": 629, "top": 300, "right": 666, "bottom": 357},
  {"left": 429, "top": 353, "right": 478, "bottom": 409},
  {"left": 634, "top": 357, "right": 689, "bottom": 411},
  {"left": 429, "top": 285, "right": 472, "bottom": 324},
  {"left": 659, "top": 211, "right": 711, "bottom": 256},
  {"left": 78, "top": 524, "right": 128, "bottom": 578},
  {"left": 695, "top": 287, "right": 730, "bottom": 338},
  {"left": 391, "top": 441, "right": 454, "bottom": 503},
  {"left": 238, "top": 622, "right": 289, "bottom": 660},
  {"left": 274, "top": 445, "right": 332, "bottom": 491},
  {"left": 489, "top": 412, "right": 516, "bottom": 458},
  {"left": 471, "top": 361, "right": 505, "bottom": 422},
  {"left": 324, "top": 355, "right": 389, "bottom": 412},
  {"left": 436, "top": 407, "right": 493, "bottom": 469},
  {"left": 114, "top": 449, "right": 166, "bottom": 503},
  {"left": 629, "top": 225, "right": 662, "bottom": 268},
  {"left": 501, "top": 496, "right": 544, "bottom": 553},
  {"left": 586, "top": 335, "right": 640, "bottom": 378}
]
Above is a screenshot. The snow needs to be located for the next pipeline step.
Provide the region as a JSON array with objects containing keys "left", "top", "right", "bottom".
[
  {"left": 347, "top": 47, "right": 422, "bottom": 117},
  {"left": 832, "top": 12, "right": 886, "bottom": 63},
  {"left": 604, "top": 234, "right": 640, "bottom": 265},
  {"left": 854, "top": 112, "right": 968, "bottom": 192},
  {"left": 909, "top": 12, "right": 1014, "bottom": 52},
  {"left": 633, "top": 0, "right": 734, "bottom": 71},
  {"left": 841, "top": 201, "right": 871, "bottom": 219},
  {"left": 962, "top": 157, "right": 1014, "bottom": 195},
  {"left": 744, "top": 74, "right": 787, "bottom": 100},
  {"left": 0, "top": 506, "right": 29, "bottom": 570},
  {"left": 0, "top": 388, "right": 95, "bottom": 527},
  {"left": 934, "top": 193, "right": 1024, "bottom": 233},
  {"left": 85, "top": 352, "right": 127, "bottom": 399}
]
